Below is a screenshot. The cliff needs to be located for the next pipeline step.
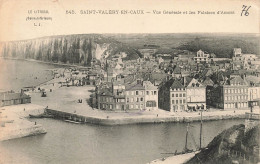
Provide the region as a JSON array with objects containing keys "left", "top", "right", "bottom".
[{"left": 0, "top": 34, "right": 141, "bottom": 66}]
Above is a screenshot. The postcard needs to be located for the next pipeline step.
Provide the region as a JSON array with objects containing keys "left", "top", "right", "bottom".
[{"left": 0, "top": 0, "right": 259, "bottom": 164}]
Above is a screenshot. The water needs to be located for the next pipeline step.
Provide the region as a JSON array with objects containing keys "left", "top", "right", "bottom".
[
  {"left": 0, "top": 59, "right": 245, "bottom": 164},
  {"left": 0, "top": 59, "right": 58, "bottom": 91}
]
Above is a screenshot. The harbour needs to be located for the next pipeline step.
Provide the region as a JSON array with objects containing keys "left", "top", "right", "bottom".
[
  {"left": 0, "top": 117, "right": 245, "bottom": 164},
  {"left": 0, "top": 58, "right": 248, "bottom": 164}
]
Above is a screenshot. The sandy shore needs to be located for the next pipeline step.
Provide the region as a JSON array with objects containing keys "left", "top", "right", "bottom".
[{"left": 0, "top": 104, "right": 47, "bottom": 141}]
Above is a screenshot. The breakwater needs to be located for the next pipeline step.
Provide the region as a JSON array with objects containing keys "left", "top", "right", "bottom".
[
  {"left": 0, "top": 104, "right": 47, "bottom": 141},
  {"left": 0, "top": 125, "right": 47, "bottom": 141},
  {"left": 46, "top": 108, "right": 247, "bottom": 126}
]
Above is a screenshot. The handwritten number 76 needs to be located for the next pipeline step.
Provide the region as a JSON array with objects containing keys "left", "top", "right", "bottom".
[{"left": 241, "top": 5, "right": 251, "bottom": 16}]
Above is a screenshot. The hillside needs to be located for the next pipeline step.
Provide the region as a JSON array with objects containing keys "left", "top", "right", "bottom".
[
  {"left": 177, "top": 37, "right": 260, "bottom": 58},
  {"left": 107, "top": 33, "right": 260, "bottom": 58},
  {"left": 185, "top": 123, "right": 260, "bottom": 164},
  {"left": 1, "top": 34, "right": 259, "bottom": 63},
  {"left": 0, "top": 34, "right": 141, "bottom": 66}
]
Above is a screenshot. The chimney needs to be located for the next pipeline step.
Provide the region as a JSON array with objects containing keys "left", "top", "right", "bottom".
[
  {"left": 183, "top": 76, "right": 186, "bottom": 86},
  {"left": 137, "top": 79, "right": 142, "bottom": 84}
]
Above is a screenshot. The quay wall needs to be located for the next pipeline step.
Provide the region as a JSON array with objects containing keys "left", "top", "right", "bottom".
[{"left": 46, "top": 109, "right": 247, "bottom": 126}]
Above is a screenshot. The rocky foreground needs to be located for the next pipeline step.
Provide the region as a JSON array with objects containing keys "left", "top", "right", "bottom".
[
  {"left": 185, "top": 123, "right": 260, "bottom": 164},
  {"left": 149, "top": 121, "right": 259, "bottom": 164}
]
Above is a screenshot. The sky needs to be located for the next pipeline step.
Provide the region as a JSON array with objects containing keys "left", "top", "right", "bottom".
[{"left": 0, "top": 0, "right": 259, "bottom": 41}]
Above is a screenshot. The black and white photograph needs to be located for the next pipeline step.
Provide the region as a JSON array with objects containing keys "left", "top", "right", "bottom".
[{"left": 0, "top": 0, "right": 259, "bottom": 163}]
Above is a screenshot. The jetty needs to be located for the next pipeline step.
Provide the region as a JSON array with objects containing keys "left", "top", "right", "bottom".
[
  {"left": 45, "top": 108, "right": 251, "bottom": 126},
  {"left": 0, "top": 104, "right": 47, "bottom": 141},
  {"left": 30, "top": 86, "right": 258, "bottom": 126}
]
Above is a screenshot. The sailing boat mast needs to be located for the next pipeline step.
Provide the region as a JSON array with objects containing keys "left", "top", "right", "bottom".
[
  {"left": 184, "top": 123, "right": 189, "bottom": 152},
  {"left": 199, "top": 109, "right": 203, "bottom": 149}
]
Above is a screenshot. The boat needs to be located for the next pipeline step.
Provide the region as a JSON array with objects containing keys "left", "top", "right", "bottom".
[
  {"left": 161, "top": 109, "right": 205, "bottom": 156},
  {"left": 64, "top": 120, "right": 81, "bottom": 124},
  {"left": 29, "top": 113, "right": 54, "bottom": 118}
]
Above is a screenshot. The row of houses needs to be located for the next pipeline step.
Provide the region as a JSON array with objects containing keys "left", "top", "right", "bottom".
[
  {"left": 159, "top": 74, "right": 260, "bottom": 112},
  {"left": 159, "top": 77, "right": 206, "bottom": 112},
  {"left": 209, "top": 75, "right": 260, "bottom": 110},
  {"left": 95, "top": 80, "right": 158, "bottom": 111}
]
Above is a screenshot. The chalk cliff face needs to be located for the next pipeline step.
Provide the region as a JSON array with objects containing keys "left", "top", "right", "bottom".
[{"left": 1, "top": 34, "right": 141, "bottom": 66}]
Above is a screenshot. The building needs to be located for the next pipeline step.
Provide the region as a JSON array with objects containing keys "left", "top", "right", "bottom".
[
  {"left": 138, "top": 47, "right": 158, "bottom": 59},
  {"left": 158, "top": 78, "right": 174, "bottom": 111},
  {"left": 96, "top": 79, "right": 159, "bottom": 111},
  {"left": 232, "top": 48, "right": 257, "bottom": 62},
  {"left": 112, "top": 81, "right": 126, "bottom": 110},
  {"left": 170, "top": 79, "right": 187, "bottom": 112},
  {"left": 248, "top": 84, "right": 260, "bottom": 107},
  {"left": 125, "top": 81, "right": 145, "bottom": 110},
  {"left": 247, "top": 78, "right": 260, "bottom": 107},
  {"left": 172, "top": 66, "right": 182, "bottom": 78},
  {"left": 194, "top": 50, "right": 211, "bottom": 63},
  {"left": 201, "top": 77, "right": 215, "bottom": 106},
  {"left": 186, "top": 78, "right": 206, "bottom": 110},
  {"left": 0, "top": 90, "right": 31, "bottom": 107},
  {"left": 232, "top": 48, "right": 258, "bottom": 70},
  {"left": 97, "top": 87, "right": 115, "bottom": 110},
  {"left": 211, "top": 76, "right": 249, "bottom": 109},
  {"left": 159, "top": 76, "right": 206, "bottom": 112},
  {"left": 233, "top": 48, "right": 242, "bottom": 57},
  {"left": 143, "top": 81, "right": 158, "bottom": 110}
]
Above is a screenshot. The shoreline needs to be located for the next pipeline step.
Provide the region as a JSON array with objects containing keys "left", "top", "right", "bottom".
[{"left": 0, "top": 56, "right": 87, "bottom": 68}]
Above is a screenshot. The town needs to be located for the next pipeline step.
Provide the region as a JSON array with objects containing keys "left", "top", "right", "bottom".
[
  {"left": 1, "top": 48, "right": 259, "bottom": 114},
  {"left": 0, "top": 36, "right": 259, "bottom": 164},
  {"left": 93, "top": 47, "right": 260, "bottom": 112}
]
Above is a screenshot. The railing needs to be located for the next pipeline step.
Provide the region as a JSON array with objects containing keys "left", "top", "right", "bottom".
[{"left": 245, "top": 112, "right": 260, "bottom": 120}]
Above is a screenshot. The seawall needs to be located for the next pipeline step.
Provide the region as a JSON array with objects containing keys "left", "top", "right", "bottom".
[{"left": 46, "top": 108, "right": 247, "bottom": 126}]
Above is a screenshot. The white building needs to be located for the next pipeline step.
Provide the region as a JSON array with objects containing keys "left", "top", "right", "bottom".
[
  {"left": 248, "top": 86, "right": 260, "bottom": 101},
  {"left": 170, "top": 80, "right": 187, "bottom": 112},
  {"left": 194, "top": 50, "right": 210, "bottom": 63},
  {"left": 186, "top": 78, "right": 206, "bottom": 110},
  {"left": 143, "top": 81, "right": 158, "bottom": 110}
]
